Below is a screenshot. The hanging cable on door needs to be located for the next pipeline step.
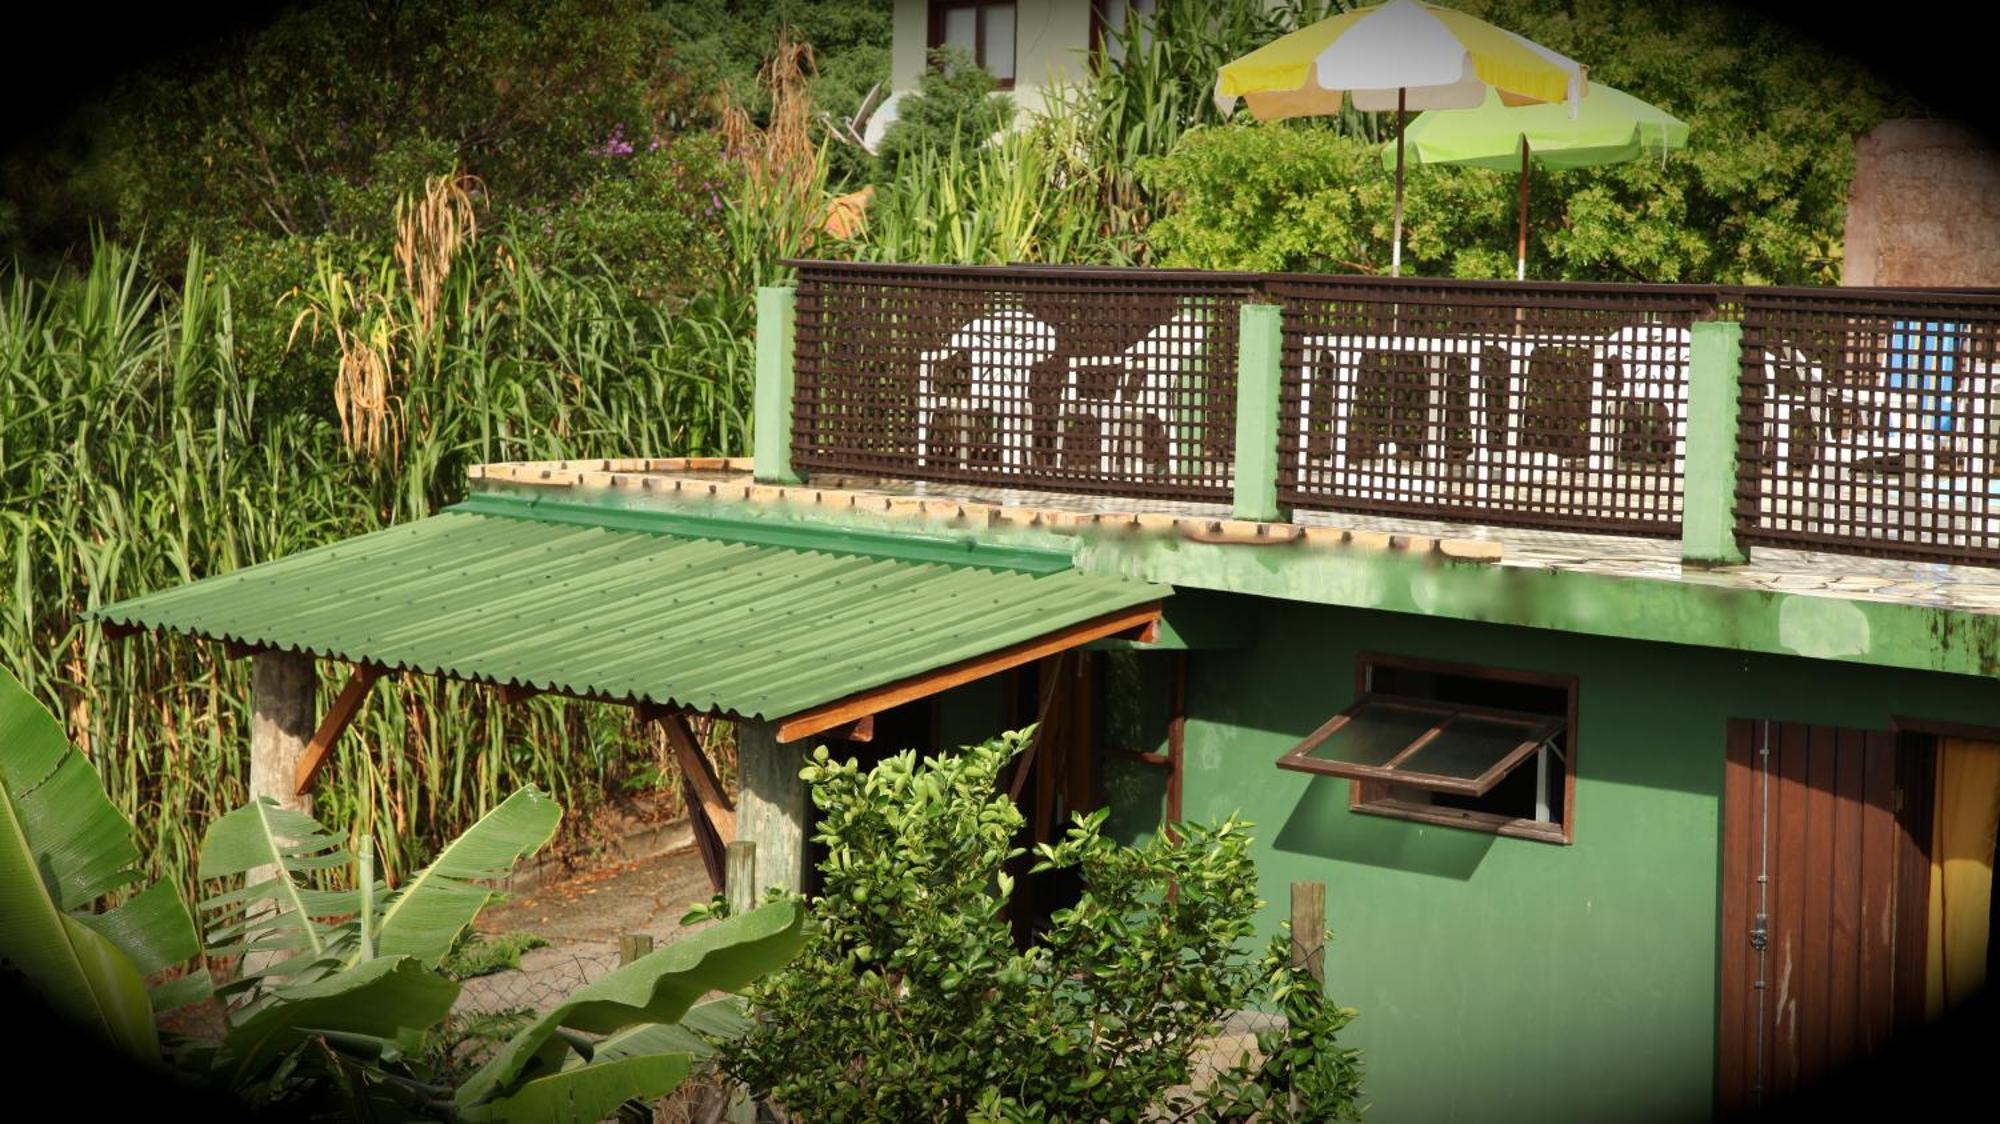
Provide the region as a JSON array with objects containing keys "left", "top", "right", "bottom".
[{"left": 1751, "top": 718, "right": 1772, "bottom": 1107}]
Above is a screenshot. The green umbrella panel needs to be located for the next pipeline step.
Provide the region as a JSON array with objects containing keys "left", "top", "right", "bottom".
[{"left": 1386, "top": 83, "right": 1689, "bottom": 278}]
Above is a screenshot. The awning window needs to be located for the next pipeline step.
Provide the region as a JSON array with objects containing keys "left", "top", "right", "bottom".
[{"left": 1276, "top": 694, "right": 1565, "bottom": 797}]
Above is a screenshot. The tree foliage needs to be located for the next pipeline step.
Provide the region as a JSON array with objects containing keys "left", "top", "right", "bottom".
[{"left": 1142, "top": 0, "right": 1918, "bottom": 284}]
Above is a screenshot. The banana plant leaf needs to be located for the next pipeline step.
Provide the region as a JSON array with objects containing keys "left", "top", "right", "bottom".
[
  {"left": 216, "top": 954, "right": 460, "bottom": 1089},
  {"left": 198, "top": 796, "right": 361, "bottom": 994},
  {"left": 461, "top": 1054, "right": 694, "bottom": 1124},
  {"left": 0, "top": 666, "right": 204, "bottom": 1060},
  {"left": 455, "top": 900, "right": 805, "bottom": 1118},
  {"left": 371, "top": 787, "right": 561, "bottom": 967}
]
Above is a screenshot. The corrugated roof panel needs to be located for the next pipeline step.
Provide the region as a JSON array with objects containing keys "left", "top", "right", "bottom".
[{"left": 90, "top": 497, "right": 1168, "bottom": 721}]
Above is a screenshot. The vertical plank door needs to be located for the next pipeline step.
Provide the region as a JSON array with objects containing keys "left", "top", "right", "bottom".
[{"left": 1718, "top": 720, "right": 1929, "bottom": 1115}]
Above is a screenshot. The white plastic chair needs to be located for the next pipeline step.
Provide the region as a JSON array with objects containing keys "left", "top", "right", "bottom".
[
  {"left": 1058, "top": 311, "right": 1207, "bottom": 477},
  {"left": 914, "top": 307, "right": 1058, "bottom": 470}
]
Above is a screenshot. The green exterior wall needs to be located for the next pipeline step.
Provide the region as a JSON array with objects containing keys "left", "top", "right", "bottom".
[
  {"left": 929, "top": 582, "right": 2000, "bottom": 1121},
  {"left": 1159, "top": 591, "right": 2000, "bottom": 1122}
]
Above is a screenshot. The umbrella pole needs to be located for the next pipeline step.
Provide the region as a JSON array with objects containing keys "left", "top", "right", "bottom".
[
  {"left": 1517, "top": 141, "right": 1530, "bottom": 282},
  {"left": 1392, "top": 87, "right": 1406, "bottom": 278}
]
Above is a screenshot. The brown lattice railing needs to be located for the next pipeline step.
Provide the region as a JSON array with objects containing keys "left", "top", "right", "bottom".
[
  {"left": 1736, "top": 289, "right": 2000, "bottom": 564},
  {"left": 1268, "top": 276, "right": 1724, "bottom": 536},
  {"left": 791, "top": 261, "right": 1257, "bottom": 501},
  {"left": 786, "top": 261, "right": 2000, "bottom": 566}
]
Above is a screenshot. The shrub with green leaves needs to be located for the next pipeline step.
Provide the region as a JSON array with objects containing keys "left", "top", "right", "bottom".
[
  {"left": 873, "top": 46, "right": 1015, "bottom": 176},
  {"left": 720, "top": 730, "right": 1365, "bottom": 1121}
]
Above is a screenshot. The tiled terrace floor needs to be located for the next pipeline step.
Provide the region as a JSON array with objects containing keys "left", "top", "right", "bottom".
[{"left": 475, "top": 459, "right": 2000, "bottom": 616}]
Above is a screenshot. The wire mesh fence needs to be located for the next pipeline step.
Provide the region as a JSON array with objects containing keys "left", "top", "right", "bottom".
[
  {"left": 1270, "top": 275, "right": 1723, "bottom": 536},
  {"left": 792, "top": 261, "right": 1258, "bottom": 501},
  {"left": 1736, "top": 288, "right": 2000, "bottom": 564}
]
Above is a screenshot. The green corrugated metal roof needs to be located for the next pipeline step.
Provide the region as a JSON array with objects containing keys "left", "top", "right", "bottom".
[{"left": 89, "top": 494, "right": 1167, "bottom": 720}]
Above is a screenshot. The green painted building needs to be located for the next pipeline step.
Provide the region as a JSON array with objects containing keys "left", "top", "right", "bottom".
[{"left": 99, "top": 264, "right": 2000, "bottom": 1119}]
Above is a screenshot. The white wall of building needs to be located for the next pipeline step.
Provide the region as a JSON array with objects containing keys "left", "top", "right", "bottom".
[{"left": 890, "top": 0, "right": 1097, "bottom": 117}]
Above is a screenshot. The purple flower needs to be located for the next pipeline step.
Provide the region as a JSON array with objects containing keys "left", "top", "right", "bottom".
[{"left": 593, "top": 124, "right": 634, "bottom": 158}]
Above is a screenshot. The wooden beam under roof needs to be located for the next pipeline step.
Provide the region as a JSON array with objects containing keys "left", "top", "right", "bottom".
[
  {"left": 649, "top": 709, "right": 736, "bottom": 844},
  {"left": 772, "top": 601, "right": 1164, "bottom": 744},
  {"left": 292, "top": 663, "right": 386, "bottom": 796}
]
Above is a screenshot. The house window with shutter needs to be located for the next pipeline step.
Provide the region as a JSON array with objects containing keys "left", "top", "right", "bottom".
[
  {"left": 1277, "top": 653, "right": 1578, "bottom": 843},
  {"left": 929, "top": 2, "right": 1017, "bottom": 87}
]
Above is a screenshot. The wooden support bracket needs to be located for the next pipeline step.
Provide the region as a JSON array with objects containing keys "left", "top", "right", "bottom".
[
  {"left": 293, "top": 664, "right": 385, "bottom": 796},
  {"left": 647, "top": 709, "right": 736, "bottom": 844}
]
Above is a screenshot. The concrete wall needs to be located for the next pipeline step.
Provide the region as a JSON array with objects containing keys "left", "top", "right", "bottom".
[
  {"left": 1844, "top": 119, "right": 2000, "bottom": 287},
  {"left": 891, "top": 0, "right": 1094, "bottom": 116}
]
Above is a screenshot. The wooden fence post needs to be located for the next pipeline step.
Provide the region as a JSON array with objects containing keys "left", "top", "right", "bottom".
[
  {"left": 618, "top": 933, "right": 654, "bottom": 966},
  {"left": 1290, "top": 881, "right": 1326, "bottom": 985},
  {"left": 754, "top": 285, "right": 800, "bottom": 485},
  {"left": 1683, "top": 319, "right": 1748, "bottom": 565},
  {"left": 726, "top": 840, "right": 757, "bottom": 915},
  {"left": 1232, "top": 303, "right": 1287, "bottom": 523}
]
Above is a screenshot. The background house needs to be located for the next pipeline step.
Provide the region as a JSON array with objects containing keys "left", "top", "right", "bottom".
[{"left": 876, "top": 0, "right": 1154, "bottom": 139}]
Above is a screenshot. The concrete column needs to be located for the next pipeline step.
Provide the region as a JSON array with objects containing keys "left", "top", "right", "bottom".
[
  {"left": 1681, "top": 320, "right": 1749, "bottom": 566},
  {"left": 753, "top": 285, "right": 801, "bottom": 485},
  {"left": 250, "top": 650, "right": 316, "bottom": 815},
  {"left": 1232, "top": 303, "right": 1287, "bottom": 523},
  {"left": 735, "top": 718, "right": 809, "bottom": 899}
]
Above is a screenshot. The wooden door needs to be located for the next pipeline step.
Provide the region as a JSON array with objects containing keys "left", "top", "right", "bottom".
[{"left": 1717, "top": 720, "right": 1933, "bottom": 1115}]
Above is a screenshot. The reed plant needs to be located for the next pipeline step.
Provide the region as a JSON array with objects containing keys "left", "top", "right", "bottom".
[{"left": 1, "top": 224, "right": 752, "bottom": 902}]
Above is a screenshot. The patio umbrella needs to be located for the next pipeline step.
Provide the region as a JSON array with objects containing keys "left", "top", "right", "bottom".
[
  {"left": 1214, "top": 0, "right": 1586, "bottom": 276},
  {"left": 1388, "top": 84, "right": 1688, "bottom": 279}
]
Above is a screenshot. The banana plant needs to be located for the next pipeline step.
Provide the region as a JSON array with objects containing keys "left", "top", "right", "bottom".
[
  {"left": 5, "top": 663, "right": 806, "bottom": 1116},
  {"left": 0, "top": 665, "right": 206, "bottom": 1062},
  {"left": 455, "top": 899, "right": 804, "bottom": 1123},
  {"left": 193, "top": 786, "right": 565, "bottom": 1086}
]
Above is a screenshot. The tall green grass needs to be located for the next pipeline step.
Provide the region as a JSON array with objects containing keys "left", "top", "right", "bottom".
[{"left": 1, "top": 235, "right": 752, "bottom": 897}]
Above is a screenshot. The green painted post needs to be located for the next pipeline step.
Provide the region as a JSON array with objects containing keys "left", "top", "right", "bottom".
[
  {"left": 1232, "top": 303, "right": 1286, "bottom": 523},
  {"left": 754, "top": 285, "right": 800, "bottom": 485},
  {"left": 1682, "top": 319, "right": 1748, "bottom": 566}
]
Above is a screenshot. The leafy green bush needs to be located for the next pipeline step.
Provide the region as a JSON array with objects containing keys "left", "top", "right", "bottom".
[
  {"left": 720, "top": 731, "right": 1365, "bottom": 1121},
  {"left": 873, "top": 47, "right": 1015, "bottom": 176},
  {"left": 1141, "top": 121, "right": 1516, "bottom": 277}
]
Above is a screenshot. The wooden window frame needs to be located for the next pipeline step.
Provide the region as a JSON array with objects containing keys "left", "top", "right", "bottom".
[
  {"left": 927, "top": 1, "right": 1017, "bottom": 90},
  {"left": 1276, "top": 693, "right": 1564, "bottom": 796},
  {"left": 1344, "top": 652, "right": 1579, "bottom": 845}
]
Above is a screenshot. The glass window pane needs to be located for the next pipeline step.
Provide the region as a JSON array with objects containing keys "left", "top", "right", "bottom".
[
  {"left": 1296, "top": 700, "right": 1441, "bottom": 770},
  {"left": 942, "top": 6, "right": 976, "bottom": 52},
  {"left": 1394, "top": 715, "right": 1546, "bottom": 788},
  {"left": 983, "top": 3, "right": 1017, "bottom": 81}
]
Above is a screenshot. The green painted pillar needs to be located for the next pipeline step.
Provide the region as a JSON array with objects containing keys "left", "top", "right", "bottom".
[
  {"left": 1682, "top": 319, "right": 1748, "bottom": 566},
  {"left": 754, "top": 285, "right": 800, "bottom": 485},
  {"left": 1232, "top": 303, "right": 1287, "bottom": 523}
]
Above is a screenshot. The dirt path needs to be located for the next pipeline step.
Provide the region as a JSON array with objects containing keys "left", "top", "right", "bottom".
[{"left": 458, "top": 842, "right": 716, "bottom": 1015}]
